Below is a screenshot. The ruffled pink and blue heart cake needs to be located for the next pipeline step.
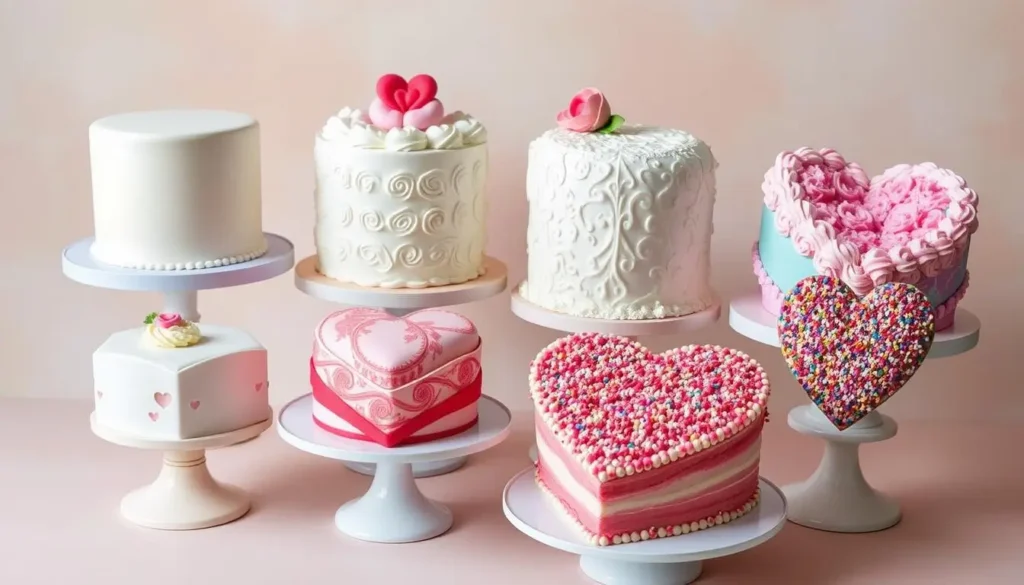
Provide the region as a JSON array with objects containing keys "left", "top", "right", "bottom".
[
  {"left": 310, "top": 308, "right": 482, "bottom": 447},
  {"left": 754, "top": 148, "right": 979, "bottom": 331},
  {"left": 531, "top": 333, "right": 770, "bottom": 546}
]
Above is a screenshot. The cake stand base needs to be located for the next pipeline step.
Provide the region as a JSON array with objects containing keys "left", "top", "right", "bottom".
[
  {"left": 503, "top": 470, "right": 787, "bottom": 585},
  {"left": 781, "top": 405, "right": 899, "bottom": 533},
  {"left": 277, "top": 393, "right": 512, "bottom": 543},
  {"left": 120, "top": 450, "right": 251, "bottom": 530},
  {"left": 91, "top": 414, "right": 272, "bottom": 530},
  {"left": 335, "top": 462, "right": 454, "bottom": 543},
  {"left": 344, "top": 457, "right": 467, "bottom": 478}
]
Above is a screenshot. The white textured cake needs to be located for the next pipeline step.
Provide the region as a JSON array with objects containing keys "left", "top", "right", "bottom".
[
  {"left": 93, "top": 313, "right": 270, "bottom": 440},
  {"left": 522, "top": 88, "right": 718, "bottom": 319},
  {"left": 314, "top": 74, "right": 488, "bottom": 288},
  {"left": 89, "top": 110, "right": 266, "bottom": 270}
]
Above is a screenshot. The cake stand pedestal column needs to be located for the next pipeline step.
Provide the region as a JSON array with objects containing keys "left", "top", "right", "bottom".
[
  {"left": 91, "top": 414, "right": 272, "bottom": 530},
  {"left": 277, "top": 394, "right": 512, "bottom": 543},
  {"left": 729, "top": 293, "right": 981, "bottom": 533},
  {"left": 510, "top": 283, "right": 722, "bottom": 464},
  {"left": 63, "top": 234, "right": 295, "bottom": 529},
  {"left": 293, "top": 255, "right": 508, "bottom": 479}
]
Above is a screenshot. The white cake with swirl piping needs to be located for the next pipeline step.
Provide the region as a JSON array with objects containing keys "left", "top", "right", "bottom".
[
  {"left": 522, "top": 88, "right": 718, "bottom": 319},
  {"left": 89, "top": 110, "right": 266, "bottom": 270},
  {"left": 314, "top": 74, "right": 488, "bottom": 288}
]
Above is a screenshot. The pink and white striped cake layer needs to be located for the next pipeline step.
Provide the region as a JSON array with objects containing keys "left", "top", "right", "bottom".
[{"left": 536, "top": 414, "right": 764, "bottom": 546}]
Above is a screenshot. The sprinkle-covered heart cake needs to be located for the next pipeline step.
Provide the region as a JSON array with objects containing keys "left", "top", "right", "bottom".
[
  {"left": 754, "top": 148, "right": 978, "bottom": 331},
  {"left": 310, "top": 308, "right": 482, "bottom": 447},
  {"left": 779, "top": 276, "right": 935, "bottom": 430},
  {"left": 530, "top": 333, "right": 770, "bottom": 546}
]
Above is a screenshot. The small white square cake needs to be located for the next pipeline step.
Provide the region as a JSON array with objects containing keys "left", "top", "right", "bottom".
[{"left": 93, "top": 316, "right": 270, "bottom": 440}]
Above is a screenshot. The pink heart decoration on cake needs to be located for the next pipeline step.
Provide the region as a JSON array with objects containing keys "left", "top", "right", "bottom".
[
  {"left": 311, "top": 307, "right": 483, "bottom": 447},
  {"left": 190, "top": 400, "right": 201, "bottom": 410},
  {"left": 530, "top": 334, "right": 770, "bottom": 481},
  {"left": 148, "top": 412, "right": 159, "bottom": 422},
  {"left": 376, "top": 73, "right": 438, "bottom": 112},
  {"left": 778, "top": 276, "right": 935, "bottom": 430},
  {"left": 153, "top": 392, "right": 172, "bottom": 409}
]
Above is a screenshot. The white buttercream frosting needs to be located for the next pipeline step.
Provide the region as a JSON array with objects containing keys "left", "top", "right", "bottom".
[{"left": 319, "top": 107, "right": 486, "bottom": 150}]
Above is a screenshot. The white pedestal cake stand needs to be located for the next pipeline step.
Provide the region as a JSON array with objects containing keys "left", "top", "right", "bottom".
[
  {"left": 729, "top": 293, "right": 981, "bottom": 533},
  {"left": 510, "top": 283, "right": 722, "bottom": 463},
  {"left": 293, "top": 254, "right": 508, "bottom": 478},
  {"left": 504, "top": 470, "right": 787, "bottom": 585},
  {"left": 62, "top": 234, "right": 295, "bottom": 529},
  {"left": 277, "top": 393, "right": 511, "bottom": 543}
]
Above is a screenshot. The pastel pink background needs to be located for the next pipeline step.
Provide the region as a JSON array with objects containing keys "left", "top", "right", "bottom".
[{"left": 1, "top": 0, "right": 1020, "bottom": 424}]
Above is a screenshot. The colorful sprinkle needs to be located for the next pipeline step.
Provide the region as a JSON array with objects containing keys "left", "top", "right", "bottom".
[
  {"left": 778, "top": 276, "right": 935, "bottom": 430},
  {"left": 529, "top": 334, "right": 771, "bottom": 481}
]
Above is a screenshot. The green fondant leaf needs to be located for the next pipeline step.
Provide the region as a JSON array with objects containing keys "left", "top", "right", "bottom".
[
  {"left": 143, "top": 312, "right": 158, "bottom": 325},
  {"left": 596, "top": 114, "right": 625, "bottom": 134}
]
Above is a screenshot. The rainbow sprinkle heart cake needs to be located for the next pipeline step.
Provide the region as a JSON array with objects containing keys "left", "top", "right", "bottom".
[
  {"left": 530, "top": 333, "right": 770, "bottom": 546},
  {"left": 778, "top": 276, "right": 936, "bottom": 430},
  {"left": 754, "top": 148, "right": 978, "bottom": 331}
]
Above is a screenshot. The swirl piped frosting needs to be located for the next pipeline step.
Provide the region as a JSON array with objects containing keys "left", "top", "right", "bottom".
[
  {"left": 142, "top": 312, "right": 202, "bottom": 348},
  {"left": 319, "top": 75, "right": 486, "bottom": 151}
]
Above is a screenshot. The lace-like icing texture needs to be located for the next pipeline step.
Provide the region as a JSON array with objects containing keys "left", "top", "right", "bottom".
[{"left": 536, "top": 125, "right": 701, "bottom": 161}]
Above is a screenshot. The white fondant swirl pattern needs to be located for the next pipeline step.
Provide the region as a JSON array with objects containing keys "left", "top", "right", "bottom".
[
  {"left": 523, "top": 126, "right": 717, "bottom": 319},
  {"left": 314, "top": 137, "right": 488, "bottom": 288}
]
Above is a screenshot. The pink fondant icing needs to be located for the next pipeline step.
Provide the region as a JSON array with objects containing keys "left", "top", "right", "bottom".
[
  {"left": 369, "top": 73, "right": 445, "bottom": 130},
  {"left": 762, "top": 148, "right": 979, "bottom": 296},
  {"left": 556, "top": 88, "right": 611, "bottom": 133},
  {"left": 752, "top": 242, "right": 968, "bottom": 331},
  {"left": 311, "top": 308, "right": 482, "bottom": 447}
]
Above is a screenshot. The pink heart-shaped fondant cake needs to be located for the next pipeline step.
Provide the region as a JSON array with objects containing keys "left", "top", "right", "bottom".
[
  {"left": 531, "top": 333, "right": 770, "bottom": 546},
  {"left": 311, "top": 308, "right": 482, "bottom": 447},
  {"left": 779, "top": 276, "right": 935, "bottom": 430}
]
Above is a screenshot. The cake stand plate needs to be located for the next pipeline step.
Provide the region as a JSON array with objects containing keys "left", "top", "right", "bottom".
[
  {"left": 503, "top": 470, "right": 787, "bottom": 585},
  {"left": 293, "top": 254, "right": 508, "bottom": 478},
  {"left": 91, "top": 413, "right": 272, "bottom": 530},
  {"left": 511, "top": 283, "right": 721, "bottom": 336},
  {"left": 62, "top": 234, "right": 295, "bottom": 320},
  {"left": 277, "top": 393, "right": 512, "bottom": 543},
  {"left": 728, "top": 292, "right": 982, "bottom": 533}
]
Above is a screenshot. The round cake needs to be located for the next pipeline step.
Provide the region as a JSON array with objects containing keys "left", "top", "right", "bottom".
[
  {"left": 89, "top": 110, "right": 266, "bottom": 270},
  {"left": 521, "top": 88, "right": 718, "bottom": 320},
  {"left": 313, "top": 74, "right": 488, "bottom": 288}
]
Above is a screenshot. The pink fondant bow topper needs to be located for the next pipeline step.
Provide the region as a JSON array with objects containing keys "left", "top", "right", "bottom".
[
  {"left": 556, "top": 88, "right": 625, "bottom": 134},
  {"left": 369, "top": 73, "right": 445, "bottom": 131}
]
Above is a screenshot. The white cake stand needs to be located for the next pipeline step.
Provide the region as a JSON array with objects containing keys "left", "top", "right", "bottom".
[
  {"left": 511, "top": 283, "right": 722, "bottom": 462},
  {"left": 91, "top": 413, "right": 271, "bottom": 530},
  {"left": 293, "top": 254, "right": 508, "bottom": 478},
  {"left": 62, "top": 233, "right": 295, "bottom": 529},
  {"left": 729, "top": 293, "right": 981, "bottom": 533},
  {"left": 277, "top": 393, "right": 512, "bottom": 543},
  {"left": 504, "top": 469, "right": 787, "bottom": 585}
]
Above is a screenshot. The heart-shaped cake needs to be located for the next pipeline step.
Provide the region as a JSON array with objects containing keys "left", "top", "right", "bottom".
[
  {"left": 754, "top": 147, "right": 978, "bottom": 331},
  {"left": 778, "top": 276, "right": 935, "bottom": 430},
  {"left": 530, "top": 333, "right": 770, "bottom": 546},
  {"left": 311, "top": 307, "right": 482, "bottom": 447}
]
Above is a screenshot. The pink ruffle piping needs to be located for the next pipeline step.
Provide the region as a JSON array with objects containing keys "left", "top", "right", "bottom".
[{"left": 752, "top": 242, "right": 967, "bottom": 332}]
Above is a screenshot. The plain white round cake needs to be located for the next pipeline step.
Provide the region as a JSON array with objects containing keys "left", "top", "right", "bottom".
[
  {"left": 89, "top": 110, "right": 267, "bottom": 270},
  {"left": 523, "top": 125, "right": 718, "bottom": 319}
]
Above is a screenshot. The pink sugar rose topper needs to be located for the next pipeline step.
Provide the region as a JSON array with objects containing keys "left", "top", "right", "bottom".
[
  {"left": 368, "top": 73, "right": 445, "bottom": 131},
  {"left": 143, "top": 312, "right": 184, "bottom": 328},
  {"left": 556, "top": 88, "right": 625, "bottom": 134}
]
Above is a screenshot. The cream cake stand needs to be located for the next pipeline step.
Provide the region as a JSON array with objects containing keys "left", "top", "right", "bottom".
[
  {"left": 729, "top": 293, "right": 981, "bottom": 533},
  {"left": 293, "top": 254, "right": 508, "bottom": 478},
  {"left": 504, "top": 470, "right": 787, "bottom": 585},
  {"left": 277, "top": 393, "right": 512, "bottom": 543},
  {"left": 509, "top": 283, "right": 722, "bottom": 463},
  {"left": 62, "top": 234, "right": 295, "bottom": 529}
]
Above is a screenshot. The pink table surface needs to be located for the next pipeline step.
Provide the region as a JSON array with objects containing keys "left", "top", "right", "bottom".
[{"left": 1, "top": 398, "right": 1022, "bottom": 585}]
